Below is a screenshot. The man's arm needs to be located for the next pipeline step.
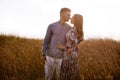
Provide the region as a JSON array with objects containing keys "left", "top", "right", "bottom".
[
  {"left": 42, "top": 25, "right": 52, "bottom": 64},
  {"left": 42, "top": 24, "right": 52, "bottom": 56}
]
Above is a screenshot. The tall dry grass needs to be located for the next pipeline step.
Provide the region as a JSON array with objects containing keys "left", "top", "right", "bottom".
[
  {"left": 78, "top": 39, "right": 120, "bottom": 80},
  {"left": 0, "top": 35, "right": 120, "bottom": 80},
  {"left": 0, "top": 35, "right": 44, "bottom": 80}
]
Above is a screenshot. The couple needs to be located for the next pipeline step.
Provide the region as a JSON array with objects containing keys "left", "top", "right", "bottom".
[{"left": 42, "top": 7, "right": 84, "bottom": 80}]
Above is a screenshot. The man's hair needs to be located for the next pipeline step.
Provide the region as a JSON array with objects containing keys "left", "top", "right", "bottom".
[{"left": 60, "top": 7, "right": 71, "bottom": 14}]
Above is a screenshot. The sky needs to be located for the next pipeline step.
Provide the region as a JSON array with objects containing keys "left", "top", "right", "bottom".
[{"left": 0, "top": 0, "right": 120, "bottom": 40}]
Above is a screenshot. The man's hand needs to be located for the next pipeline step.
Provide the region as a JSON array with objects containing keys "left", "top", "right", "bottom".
[{"left": 42, "top": 56, "right": 46, "bottom": 64}]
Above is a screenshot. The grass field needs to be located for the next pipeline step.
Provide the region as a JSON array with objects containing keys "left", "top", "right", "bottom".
[{"left": 0, "top": 35, "right": 120, "bottom": 80}]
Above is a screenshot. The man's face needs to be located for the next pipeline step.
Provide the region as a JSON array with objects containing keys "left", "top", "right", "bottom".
[{"left": 62, "top": 11, "right": 71, "bottom": 22}]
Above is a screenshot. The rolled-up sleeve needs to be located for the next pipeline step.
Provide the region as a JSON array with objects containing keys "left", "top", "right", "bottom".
[{"left": 42, "top": 24, "right": 52, "bottom": 56}]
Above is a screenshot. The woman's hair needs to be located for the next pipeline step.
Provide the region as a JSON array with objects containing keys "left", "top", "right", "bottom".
[{"left": 72, "top": 14, "right": 84, "bottom": 39}]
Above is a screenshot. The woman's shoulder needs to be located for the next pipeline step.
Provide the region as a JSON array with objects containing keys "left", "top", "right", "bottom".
[
  {"left": 69, "top": 27, "right": 76, "bottom": 32},
  {"left": 66, "top": 27, "right": 73, "bottom": 36}
]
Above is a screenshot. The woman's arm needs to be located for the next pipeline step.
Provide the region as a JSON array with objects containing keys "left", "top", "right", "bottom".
[{"left": 56, "top": 44, "right": 66, "bottom": 50}]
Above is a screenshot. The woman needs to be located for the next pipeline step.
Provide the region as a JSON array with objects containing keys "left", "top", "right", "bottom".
[{"left": 57, "top": 14, "right": 84, "bottom": 80}]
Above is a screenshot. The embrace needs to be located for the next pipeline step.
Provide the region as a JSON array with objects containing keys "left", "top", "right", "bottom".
[{"left": 42, "top": 7, "right": 84, "bottom": 80}]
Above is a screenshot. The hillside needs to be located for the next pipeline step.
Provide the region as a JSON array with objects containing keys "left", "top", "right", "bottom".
[{"left": 0, "top": 35, "right": 120, "bottom": 80}]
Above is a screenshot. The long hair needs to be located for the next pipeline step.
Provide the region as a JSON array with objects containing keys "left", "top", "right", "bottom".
[{"left": 72, "top": 14, "right": 84, "bottom": 39}]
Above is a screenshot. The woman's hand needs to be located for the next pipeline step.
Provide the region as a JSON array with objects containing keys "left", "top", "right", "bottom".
[{"left": 56, "top": 44, "right": 65, "bottom": 50}]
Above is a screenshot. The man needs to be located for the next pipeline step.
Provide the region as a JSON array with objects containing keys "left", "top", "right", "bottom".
[{"left": 42, "top": 7, "right": 71, "bottom": 80}]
